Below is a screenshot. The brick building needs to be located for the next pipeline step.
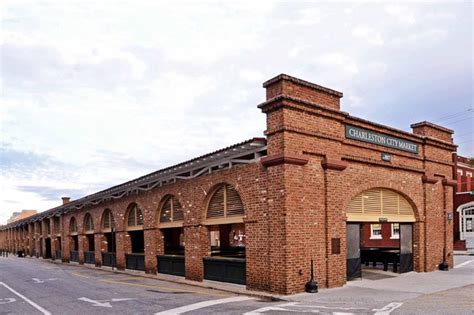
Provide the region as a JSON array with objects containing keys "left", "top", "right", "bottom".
[
  {"left": 0, "top": 74, "right": 457, "bottom": 294},
  {"left": 453, "top": 155, "right": 474, "bottom": 250}
]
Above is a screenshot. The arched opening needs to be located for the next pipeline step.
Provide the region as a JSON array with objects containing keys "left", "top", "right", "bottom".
[
  {"left": 69, "top": 217, "right": 79, "bottom": 262},
  {"left": 157, "top": 195, "right": 185, "bottom": 276},
  {"left": 43, "top": 219, "right": 52, "bottom": 259},
  {"left": 203, "top": 184, "right": 246, "bottom": 285},
  {"left": 83, "top": 213, "right": 95, "bottom": 264},
  {"left": 101, "top": 209, "right": 116, "bottom": 267},
  {"left": 346, "top": 188, "right": 416, "bottom": 280},
  {"left": 457, "top": 201, "right": 474, "bottom": 240},
  {"left": 53, "top": 216, "right": 61, "bottom": 260},
  {"left": 125, "top": 203, "right": 145, "bottom": 271}
]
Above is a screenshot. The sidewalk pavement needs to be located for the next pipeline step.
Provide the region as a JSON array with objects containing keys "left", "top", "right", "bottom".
[{"left": 284, "top": 255, "right": 474, "bottom": 306}]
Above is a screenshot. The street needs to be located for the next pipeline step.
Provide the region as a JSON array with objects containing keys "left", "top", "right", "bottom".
[{"left": 0, "top": 255, "right": 473, "bottom": 314}]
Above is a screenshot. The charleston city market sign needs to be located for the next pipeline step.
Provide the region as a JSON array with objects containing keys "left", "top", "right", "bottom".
[{"left": 345, "top": 125, "right": 419, "bottom": 154}]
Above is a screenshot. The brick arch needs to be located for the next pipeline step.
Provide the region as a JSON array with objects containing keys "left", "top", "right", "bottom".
[{"left": 342, "top": 184, "right": 421, "bottom": 222}]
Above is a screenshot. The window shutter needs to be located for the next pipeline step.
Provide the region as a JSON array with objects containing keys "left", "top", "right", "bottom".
[
  {"left": 136, "top": 208, "right": 143, "bottom": 225},
  {"left": 103, "top": 211, "right": 110, "bottom": 229},
  {"left": 128, "top": 207, "right": 136, "bottom": 226},
  {"left": 207, "top": 185, "right": 225, "bottom": 218},
  {"left": 172, "top": 197, "right": 184, "bottom": 221},
  {"left": 346, "top": 188, "right": 415, "bottom": 222},
  {"left": 226, "top": 185, "right": 244, "bottom": 216},
  {"left": 160, "top": 198, "right": 172, "bottom": 223}
]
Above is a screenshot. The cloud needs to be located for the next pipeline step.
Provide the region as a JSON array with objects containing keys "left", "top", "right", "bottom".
[{"left": 0, "top": 1, "right": 472, "bottom": 224}]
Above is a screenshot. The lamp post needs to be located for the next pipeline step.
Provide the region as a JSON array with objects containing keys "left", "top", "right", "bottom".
[{"left": 305, "top": 258, "right": 318, "bottom": 293}]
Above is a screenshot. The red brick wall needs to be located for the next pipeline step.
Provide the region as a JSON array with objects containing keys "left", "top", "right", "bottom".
[{"left": 360, "top": 223, "right": 400, "bottom": 248}]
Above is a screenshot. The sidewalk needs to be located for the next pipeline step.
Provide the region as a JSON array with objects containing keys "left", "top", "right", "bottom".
[{"left": 285, "top": 255, "right": 474, "bottom": 306}]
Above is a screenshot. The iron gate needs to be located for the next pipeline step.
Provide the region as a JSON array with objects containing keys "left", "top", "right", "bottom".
[{"left": 346, "top": 223, "right": 361, "bottom": 280}]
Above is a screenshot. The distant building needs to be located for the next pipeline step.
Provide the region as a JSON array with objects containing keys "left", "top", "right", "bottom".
[
  {"left": 454, "top": 155, "right": 474, "bottom": 250},
  {"left": 7, "top": 210, "right": 37, "bottom": 224}
]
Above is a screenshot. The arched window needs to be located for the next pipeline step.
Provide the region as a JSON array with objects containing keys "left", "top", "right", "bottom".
[
  {"left": 205, "top": 184, "right": 244, "bottom": 224},
  {"left": 126, "top": 203, "right": 143, "bottom": 228},
  {"left": 69, "top": 217, "right": 78, "bottom": 234},
  {"left": 347, "top": 188, "right": 415, "bottom": 222},
  {"left": 159, "top": 195, "right": 184, "bottom": 224},
  {"left": 101, "top": 209, "right": 114, "bottom": 231},
  {"left": 84, "top": 214, "right": 94, "bottom": 233}
]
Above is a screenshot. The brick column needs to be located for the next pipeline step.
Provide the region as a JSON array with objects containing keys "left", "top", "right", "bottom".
[
  {"left": 50, "top": 220, "right": 57, "bottom": 260},
  {"left": 95, "top": 233, "right": 103, "bottom": 267},
  {"left": 144, "top": 228, "right": 161, "bottom": 274},
  {"left": 322, "top": 159, "right": 348, "bottom": 288},
  {"left": 115, "top": 231, "right": 126, "bottom": 270},
  {"left": 78, "top": 234, "right": 85, "bottom": 264},
  {"left": 184, "top": 224, "right": 210, "bottom": 282}
]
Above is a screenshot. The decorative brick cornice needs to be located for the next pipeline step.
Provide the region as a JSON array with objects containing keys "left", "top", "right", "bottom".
[
  {"left": 262, "top": 73, "right": 343, "bottom": 97},
  {"left": 261, "top": 153, "right": 309, "bottom": 167},
  {"left": 422, "top": 175, "right": 438, "bottom": 184},
  {"left": 442, "top": 179, "right": 457, "bottom": 187},
  {"left": 321, "top": 158, "right": 348, "bottom": 171}
]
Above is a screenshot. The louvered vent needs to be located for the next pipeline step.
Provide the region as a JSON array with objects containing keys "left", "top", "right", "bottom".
[
  {"left": 226, "top": 186, "right": 244, "bottom": 216},
  {"left": 70, "top": 218, "right": 77, "bottom": 233},
  {"left": 207, "top": 185, "right": 225, "bottom": 219},
  {"left": 84, "top": 214, "right": 94, "bottom": 232},
  {"left": 346, "top": 188, "right": 415, "bottom": 222},
  {"left": 160, "top": 197, "right": 173, "bottom": 223},
  {"left": 173, "top": 197, "right": 184, "bottom": 221},
  {"left": 207, "top": 184, "right": 244, "bottom": 219},
  {"left": 159, "top": 196, "right": 184, "bottom": 223}
]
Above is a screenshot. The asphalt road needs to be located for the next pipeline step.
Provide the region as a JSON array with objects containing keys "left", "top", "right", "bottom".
[{"left": 0, "top": 255, "right": 473, "bottom": 314}]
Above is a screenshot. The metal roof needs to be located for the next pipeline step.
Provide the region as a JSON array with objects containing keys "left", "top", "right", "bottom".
[{"left": 1, "top": 138, "right": 267, "bottom": 230}]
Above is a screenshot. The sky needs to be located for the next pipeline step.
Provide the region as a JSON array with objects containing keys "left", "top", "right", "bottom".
[{"left": 0, "top": 0, "right": 472, "bottom": 224}]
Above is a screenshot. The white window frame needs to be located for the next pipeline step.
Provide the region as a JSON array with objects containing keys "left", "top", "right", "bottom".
[
  {"left": 370, "top": 224, "right": 382, "bottom": 240},
  {"left": 390, "top": 223, "right": 400, "bottom": 239},
  {"left": 457, "top": 169, "right": 463, "bottom": 176}
]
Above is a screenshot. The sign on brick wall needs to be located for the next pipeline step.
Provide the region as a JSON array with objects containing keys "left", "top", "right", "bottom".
[{"left": 345, "top": 125, "right": 419, "bottom": 154}]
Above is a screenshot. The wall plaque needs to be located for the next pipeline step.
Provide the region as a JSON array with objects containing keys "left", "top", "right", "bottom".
[{"left": 345, "top": 125, "right": 419, "bottom": 154}]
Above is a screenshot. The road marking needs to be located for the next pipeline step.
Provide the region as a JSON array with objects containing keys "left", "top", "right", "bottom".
[
  {"left": 155, "top": 296, "right": 254, "bottom": 314},
  {"left": 32, "top": 278, "right": 57, "bottom": 283},
  {"left": 78, "top": 297, "right": 113, "bottom": 308},
  {"left": 0, "top": 298, "right": 16, "bottom": 304},
  {"left": 454, "top": 259, "right": 474, "bottom": 269},
  {"left": 99, "top": 278, "right": 216, "bottom": 295},
  {"left": 245, "top": 302, "right": 403, "bottom": 315},
  {"left": 71, "top": 272, "right": 90, "bottom": 278},
  {"left": 0, "top": 282, "right": 51, "bottom": 315},
  {"left": 373, "top": 302, "right": 403, "bottom": 315},
  {"left": 78, "top": 297, "right": 137, "bottom": 308}
]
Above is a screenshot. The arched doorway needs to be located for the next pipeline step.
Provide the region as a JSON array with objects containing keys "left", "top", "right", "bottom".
[
  {"left": 83, "top": 213, "right": 95, "bottom": 264},
  {"left": 69, "top": 217, "right": 79, "bottom": 262},
  {"left": 346, "top": 188, "right": 416, "bottom": 280},
  {"left": 202, "top": 184, "right": 246, "bottom": 285},
  {"left": 125, "top": 203, "right": 145, "bottom": 271},
  {"left": 157, "top": 195, "right": 185, "bottom": 276},
  {"left": 457, "top": 201, "right": 474, "bottom": 240},
  {"left": 101, "top": 209, "right": 116, "bottom": 267}
]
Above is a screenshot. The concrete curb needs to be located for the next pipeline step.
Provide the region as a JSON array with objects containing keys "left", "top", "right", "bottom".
[{"left": 31, "top": 256, "right": 284, "bottom": 301}]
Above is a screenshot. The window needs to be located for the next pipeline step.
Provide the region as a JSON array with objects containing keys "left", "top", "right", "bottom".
[
  {"left": 127, "top": 204, "right": 143, "bottom": 227},
  {"left": 391, "top": 223, "right": 400, "bottom": 239},
  {"left": 70, "top": 218, "right": 77, "bottom": 234},
  {"left": 102, "top": 209, "right": 114, "bottom": 230},
  {"left": 84, "top": 214, "right": 94, "bottom": 232},
  {"left": 370, "top": 224, "right": 382, "bottom": 239},
  {"left": 159, "top": 195, "right": 184, "bottom": 223},
  {"left": 207, "top": 184, "right": 244, "bottom": 219},
  {"left": 54, "top": 217, "right": 61, "bottom": 235}
]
